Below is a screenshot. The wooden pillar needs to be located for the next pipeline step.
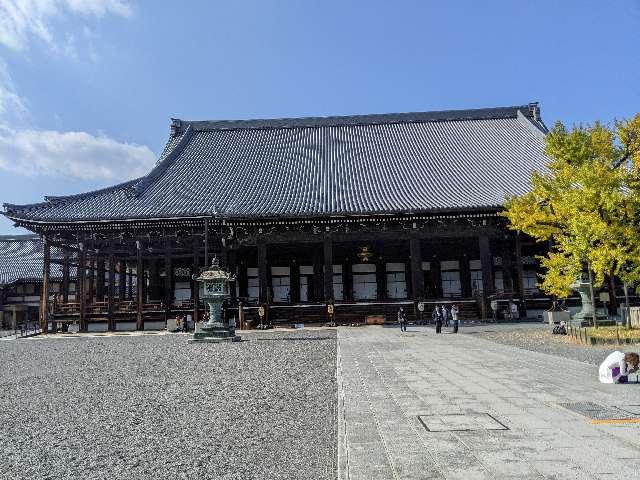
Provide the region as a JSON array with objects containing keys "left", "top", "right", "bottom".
[
  {"left": 127, "top": 265, "right": 133, "bottom": 300},
  {"left": 323, "top": 235, "right": 333, "bottom": 301},
  {"left": 432, "top": 256, "right": 442, "bottom": 298},
  {"left": 312, "top": 249, "right": 323, "bottom": 302},
  {"left": 164, "top": 237, "right": 173, "bottom": 310},
  {"left": 96, "top": 258, "right": 105, "bottom": 302},
  {"left": 501, "top": 238, "right": 514, "bottom": 293},
  {"left": 136, "top": 240, "right": 144, "bottom": 331},
  {"left": 290, "top": 259, "right": 300, "bottom": 304},
  {"left": 258, "top": 240, "right": 268, "bottom": 304},
  {"left": 62, "top": 252, "right": 70, "bottom": 304},
  {"left": 238, "top": 260, "right": 248, "bottom": 299},
  {"left": 118, "top": 261, "right": 126, "bottom": 300},
  {"left": 460, "top": 255, "right": 471, "bottom": 297},
  {"left": 514, "top": 235, "right": 524, "bottom": 299},
  {"left": 40, "top": 237, "right": 50, "bottom": 334},
  {"left": 88, "top": 258, "right": 95, "bottom": 304},
  {"left": 149, "top": 259, "right": 160, "bottom": 301},
  {"left": 479, "top": 235, "right": 494, "bottom": 299},
  {"left": 228, "top": 249, "right": 238, "bottom": 299},
  {"left": 376, "top": 257, "right": 385, "bottom": 300},
  {"left": 107, "top": 248, "right": 115, "bottom": 331},
  {"left": 343, "top": 259, "right": 353, "bottom": 302},
  {"left": 409, "top": 237, "right": 424, "bottom": 300},
  {"left": 78, "top": 243, "right": 87, "bottom": 332},
  {"left": 192, "top": 242, "right": 200, "bottom": 323}
]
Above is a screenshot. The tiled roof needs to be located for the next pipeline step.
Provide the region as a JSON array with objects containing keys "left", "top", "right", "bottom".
[
  {"left": 3, "top": 104, "right": 550, "bottom": 224},
  {"left": 0, "top": 235, "right": 66, "bottom": 285}
]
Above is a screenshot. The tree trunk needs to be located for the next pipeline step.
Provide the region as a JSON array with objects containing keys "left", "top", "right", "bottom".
[
  {"left": 587, "top": 262, "right": 597, "bottom": 329},
  {"left": 624, "top": 282, "right": 631, "bottom": 329}
]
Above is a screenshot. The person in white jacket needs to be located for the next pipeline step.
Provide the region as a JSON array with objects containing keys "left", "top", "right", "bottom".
[{"left": 599, "top": 351, "right": 639, "bottom": 384}]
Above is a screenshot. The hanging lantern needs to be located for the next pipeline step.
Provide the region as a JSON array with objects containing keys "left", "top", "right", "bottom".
[{"left": 357, "top": 246, "right": 373, "bottom": 262}]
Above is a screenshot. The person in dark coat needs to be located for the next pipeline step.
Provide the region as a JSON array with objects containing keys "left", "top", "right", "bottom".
[
  {"left": 397, "top": 307, "right": 407, "bottom": 332},
  {"left": 433, "top": 306, "right": 443, "bottom": 334},
  {"left": 442, "top": 305, "right": 450, "bottom": 327}
]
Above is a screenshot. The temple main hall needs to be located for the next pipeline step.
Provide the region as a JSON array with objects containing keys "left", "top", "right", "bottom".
[{"left": 3, "top": 104, "right": 553, "bottom": 332}]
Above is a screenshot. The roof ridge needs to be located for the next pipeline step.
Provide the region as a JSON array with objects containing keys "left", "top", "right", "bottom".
[{"left": 173, "top": 104, "right": 539, "bottom": 133}]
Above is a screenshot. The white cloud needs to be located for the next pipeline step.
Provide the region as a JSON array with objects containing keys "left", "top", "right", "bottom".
[
  {"left": 0, "top": 0, "right": 132, "bottom": 52},
  {"left": 0, "top": 0, "right": 152, "bottom": 183},
  {"left": 0, "top": 59, "right": 28, "bottom": 121},
  {"left": 0, "top": 127, "right": 156, "bottom": 181}
]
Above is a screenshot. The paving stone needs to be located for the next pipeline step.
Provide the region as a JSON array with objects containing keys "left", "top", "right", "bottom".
[{"left": 338, "top": 326, "right": 640, "bottom": 480}]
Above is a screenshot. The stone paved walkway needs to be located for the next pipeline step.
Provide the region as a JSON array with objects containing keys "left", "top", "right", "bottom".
[{"left": 337, "top": 326, "right": 640, "bottom": 480}]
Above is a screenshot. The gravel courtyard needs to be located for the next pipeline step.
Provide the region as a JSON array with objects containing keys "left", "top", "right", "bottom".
[{"left": 0, "top": 330, "right": 337, "bottom": 480}]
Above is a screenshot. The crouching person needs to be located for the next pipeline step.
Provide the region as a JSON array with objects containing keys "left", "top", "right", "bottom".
[{"left": 599, "top": 351, "right": 639, "bottom": 384}]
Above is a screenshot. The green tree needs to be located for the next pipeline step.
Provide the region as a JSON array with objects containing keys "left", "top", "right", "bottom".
[{"left": 502, "top": 115, "right": 640, "bottom": 325}]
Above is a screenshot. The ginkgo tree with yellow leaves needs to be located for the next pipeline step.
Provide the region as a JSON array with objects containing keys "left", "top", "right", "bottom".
[{"left": 502, "top": 114, "right": 640, "bottom": 325}]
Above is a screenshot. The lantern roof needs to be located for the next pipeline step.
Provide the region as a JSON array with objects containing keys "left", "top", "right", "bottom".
[{"left": 194, "top": 256, "right": 234, "bottom": 282}]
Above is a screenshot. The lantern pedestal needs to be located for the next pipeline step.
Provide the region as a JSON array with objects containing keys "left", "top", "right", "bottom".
[
  {"left": 188, "top": 257, "right": 241, "bottom": 343},
  {"left": 190, "top": 328, "right": 241, "bottom": 343}
]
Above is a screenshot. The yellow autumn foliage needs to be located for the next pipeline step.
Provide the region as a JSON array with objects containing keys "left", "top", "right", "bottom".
[{"left": 502, "top": 115, "right": 640, "bottom": 297}]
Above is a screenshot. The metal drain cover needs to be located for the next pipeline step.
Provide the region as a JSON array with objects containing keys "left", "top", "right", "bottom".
[
  {"left": 418, "top": 413, "right": 508, "bottom": 432},
  {"left": 618, "top": 405, "right": 640, "bottom": 415},
  {"left": 558, "top": 402, "right": 640, "bottom": 422}
]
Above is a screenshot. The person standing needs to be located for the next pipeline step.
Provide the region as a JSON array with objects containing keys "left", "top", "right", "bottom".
[
  {"left": 442, "top": 305, "right": 450, "bottom": 327},
  {"left": 434, "top": 306, "right": 443, "bottom": 334},
  {"left": 451, "top": 304, "right": 459, "bottom": 333},
  {"left": 397, "top": 307, "right": 407, "bottom": 332}
]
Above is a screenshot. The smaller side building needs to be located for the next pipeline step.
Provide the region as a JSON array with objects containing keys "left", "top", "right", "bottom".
[{"left": 0, "top": 235, "right": 74, "bottom": 329}]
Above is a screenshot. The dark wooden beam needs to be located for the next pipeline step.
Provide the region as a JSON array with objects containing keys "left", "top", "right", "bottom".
[
  {"left": 192, "top": 240, "right": 200, "bottom": 323},
  {"left": 136, "top": 241, "right": 144, "bottom": 331},
  {"left": 514, "top": 234, "right": 524, "bottom": 300},
  {"left": 87, "top": 259, "right": 95, "bottom": 304},
  {"left": 375, "top": 256, "right": 386, "bottom": 301},
  {"left": 409, "top": 236, "right": 424, "bottom": 300},
  {"left": 431, "top": 256, "right": 442, "bottom": 298},
  {"left": 149, "top": 259, "right": 160, "bottom": 301},
  {"left": 502, "top": 238, "right": 514, "bottom": 293},
  {"left": 290, "top": 259, "right": 300, "bottom": 304},
  {"left": 107, "top": 248, "right": 115, "bottom": 331},
  {"left": 479, "top": 235, "right": 493, "bottom": 319},
  {"left": 257, "top": 239, "right": 268, "bottom": 303},
  {"left": 460, "top": 255, "right": 471, "bottom": 297},
  {"left": 118, "top": 261, "right": 126, "bottom": 300},
  {"left": 227, "top": 248, "right": 237, "bottom": 299},
  {"left": 312, "top": 248, "right": 322, "bottom": 302},
  {"left": 40, "top": 237, "right": 50, "bottom": 334},
  {"left": 62, "top": 252, "right": 70, "bottom": 304},
  {"left": 164, "top": 237, "right": 173, "bottom": 310},
  {"left": 343, "top": 258, "right": 353, "bottom": 302},
  {"left": 323, "top": 235, "right": 333, "bottom": 301},
  {"left": 96, "top": 258, "right": 105, "bottom": 302},
  {"left": 78, "top": 243, "right": 87, "bottom": 332}
]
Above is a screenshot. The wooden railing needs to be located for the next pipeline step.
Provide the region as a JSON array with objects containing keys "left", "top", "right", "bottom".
[{"left": 52, "top": 300, "right": 167, "bottom": 315}]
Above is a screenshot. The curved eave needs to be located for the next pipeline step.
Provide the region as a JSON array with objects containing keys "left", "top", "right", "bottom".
[{"left": 2, "top": 204, "right": 505, "bottom": 229}]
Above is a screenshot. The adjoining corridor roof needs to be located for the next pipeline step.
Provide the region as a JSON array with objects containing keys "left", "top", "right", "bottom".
[{"left": 0, "top": 235, "right": 65, "bottom": 285}]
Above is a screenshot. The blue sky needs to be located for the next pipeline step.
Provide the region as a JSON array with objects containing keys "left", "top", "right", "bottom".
[{"left": 0, "top": 0, "right": 638, "bottom": 234}]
